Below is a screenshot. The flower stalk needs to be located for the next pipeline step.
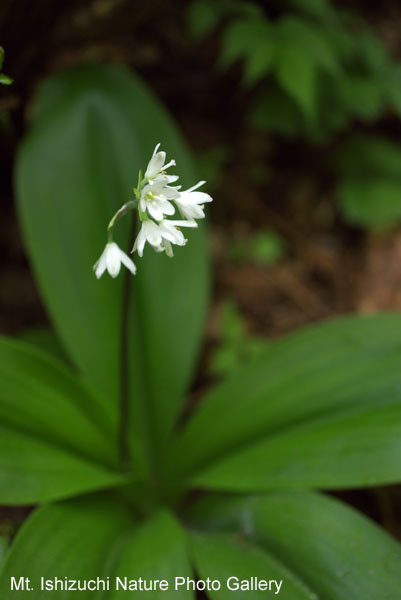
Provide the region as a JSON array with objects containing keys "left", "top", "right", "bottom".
[{"left": 93, "top": 143, "right": 213, "bottom": 473}]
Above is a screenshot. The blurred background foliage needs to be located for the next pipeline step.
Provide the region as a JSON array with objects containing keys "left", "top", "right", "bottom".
[{"left": 2, "top": 0, "right": 401, "bottom": 538}]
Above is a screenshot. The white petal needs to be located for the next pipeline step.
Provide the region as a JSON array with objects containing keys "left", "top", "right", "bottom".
[
  {"left": 166, "top": 219, "right": 198, "bottom": 228},
  {"left": 93, "top": 252, "right": 107, "bottom": 279},
  {"left": 159, "top": 200, "right": 176, "bottom": 216},
  {"left": 147, "top": 203, "right": 165, "bottom": 221},
  {"left": 162, "top": 240, "right": 174, "bottom": 257},
  {"left": 119, "top": 249, "right": 137, "bottom": 275},
  {"left": 106, "top": 242, "right": 122, "bottom": 277},
  {"left": 133, "top": 230, "right": 146, "bottom": 257},
  {"left": 145, "top": 151, "right": 166, "bottom": 179},
  {"left": 177, "top": 203, "right": 205, "bottom": 220},
  {"left": 179, "top": 191, "right": 213, "bottom": 205}
]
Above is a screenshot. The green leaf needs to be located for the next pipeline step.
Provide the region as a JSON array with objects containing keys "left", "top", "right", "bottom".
[
  {"left": 108, "top": 510, "right": 193, "bottom": 600},
  {"left": 0, "top": 74, "right": 12, "bottom": 85},
  {"left": 168, "top": 314, "right": 401, "bottom": 490},
  {"left": 339, "top": 179, "right": 401, "bottom": 230},
  {"left": 277, "top": 17, "right": 340, "bottom": 76},
  {"left": 337, "top": 135, "right": 401, "bottom": 229},
  {"left": 190, "top": 532, "right": 315, "bottom": 599},
  {"left": 188, "top": 492, "right": 401, "bottom": 600},
  {"left": 0, "top": 48, "right": 12, "bottom": 85},
  {"left": 0, "top": 336, "right": 123, "bottom": 503},
  {"left": 336, "top": 75, "right": 384, "bottom": 121},
  {"left": 16, "top": 64, "right": 210, "bottom": 473},
  {"left": 275, "top": 44, "right": 317, "bottom": 119},
  {"left": 0, "top": 500, "right": 193, "bottom": 599},
  {"left": 0, "top": 494, "right": 134, "bottom": 598},
  {"left": 287, "top": 0, "right": 337, "bottom": 24},
  {"left": 338, "top": 135, "right": 401, "bottom": 180},
  {"left": 220, "top": 19, "right": 274, "bottom": 84},
  {"left": 192, "top": 400, "right": 401, "bottom": 490},
  {"left": 0, "top": 538, "right": 7, "bottom": 569},
  {"left": 187, "top": 0, "right": 222, "bottom": 39},
  {"left": 250, "top": 84, "right": 306, "bottom": 136},
  {"left": 18, "top": 327, "right": 69, "bottom": 365}
]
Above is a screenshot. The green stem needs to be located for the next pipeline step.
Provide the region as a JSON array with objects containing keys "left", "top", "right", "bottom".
[
  {"left": 108, "top": 200, "right": 137, "bottom": 241},
  {"left": 118, "top": 213, "right": 137, "bottom": 472}
]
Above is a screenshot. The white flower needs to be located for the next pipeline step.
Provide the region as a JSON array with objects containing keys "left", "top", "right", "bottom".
[
  {"left": 93, "top": 242, "right": 136, "bottom": 278},
  {"left": 133, "top": 219, "right": 197, "bottom": 257},
  {"left": 139, "top": 180, "right": 180, "bottom": 221},
  {"left": 174, "top": 180, "right": 213, "bottom": 221},
  {"left": 144, "top": 143, "right": 176, "bottom": 180}
]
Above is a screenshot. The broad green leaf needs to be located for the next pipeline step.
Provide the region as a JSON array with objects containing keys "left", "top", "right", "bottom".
[
  {"left": 187, "top": 492, "right": 401, "bottom": 600},
  {"left": 16, "top": 64, "right": 209, "bottom": 472},
  {"left": 0, "top": 337, "right": 123, "bottom": 503},
  {"left": 18, "top": 327, "right": 69, "bottom": 365},
  {"left": 0, "top": 538, "right": 7, "bottom": 569},
  {"left": 0, "top": 494, "right": 134, "bottom": 598},
  {"left": 0, "top": 499, "right": 193, "bottom": 599},
  {"left": 192, "top": 400, "right": 401, "bottom": 490},
  {"left": 108, "top": 510, "right": 193, "bottom": 599},
  {"left": 190, "top": 532, "right": 315, "bottom": 599},
  {"left": 168, "top": 314, "right": 401, "bottom": 485}
]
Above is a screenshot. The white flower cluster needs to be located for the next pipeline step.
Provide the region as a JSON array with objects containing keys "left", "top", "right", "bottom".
[{"left": 94, "top": 144, "right": 213, "bottom": 278}]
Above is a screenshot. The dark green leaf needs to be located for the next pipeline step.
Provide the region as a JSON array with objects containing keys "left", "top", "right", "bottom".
[
  {"left": 220, "top": 19, "right": 273, "bottom": 84},
  {"left": 276, "top": 17, "right": 340, "bottom": 75},
  {"left": 192, "top": 399, "right": 401, "bottom": 490},
  {"left": 168, "top": 314, "right": 401, "bottom": 490},
  {"left": 0, "top": 337, "right": 123, "bottom": 503},
  {"left": 0, "top": 500, "right": 193, "bottom": 599},
  {"left": 0, "top": 495, "right": 134, "bottom": 598},
  {"left": 18, "top": 327, "right": 69, "bottom": 365},
  {"left": 338, "top": 135, "right": 401, "bottom": 180},
  {"left": 16, "top": 64, "right": 210, "bottom": 473},
  {"left": 190, "top": 532, "right": 315, "bottom": 599},
  {"left": 108, "top": 510, "right": 194, "bottom": 599},
  {"left": 188, "top": 492, "right": 401, "bottom": 600},
  {"left": 250, "top": 84, "right": 306, "bottom": 136},
  {"left": 187, "top": 1, "right": 223, "bottom": 39},
  {"left": 337, "top": 136, "right": 401, "bottom": 229},
  {"left": 336, "top": 75, "right": 384, "bottom": 120},
  {"left": 339, "top": 179, "right": 401, "bottom": 230},
  {"left": 275, "top": 44, "right": 317, "bottom": 118}
]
